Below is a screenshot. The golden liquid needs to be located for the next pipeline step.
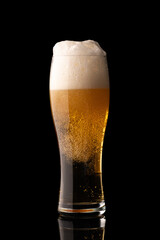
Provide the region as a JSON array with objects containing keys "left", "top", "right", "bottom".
[{"left": 50, "top": 88, "right": 109, "bottom": 173}]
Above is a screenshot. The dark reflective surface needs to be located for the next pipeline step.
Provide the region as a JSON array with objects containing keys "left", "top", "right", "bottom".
[{"left": 58, "top": 215, "right": 106, "bottom": 240}]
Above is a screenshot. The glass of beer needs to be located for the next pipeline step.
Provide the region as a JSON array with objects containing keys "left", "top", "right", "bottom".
[{"left": 49, "top": 40, "right": 110, "bottom": 215}]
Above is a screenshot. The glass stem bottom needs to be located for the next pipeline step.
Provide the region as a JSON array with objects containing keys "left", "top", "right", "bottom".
[{"left": 58, "top": 202, "right": 105, "bottom": 216}]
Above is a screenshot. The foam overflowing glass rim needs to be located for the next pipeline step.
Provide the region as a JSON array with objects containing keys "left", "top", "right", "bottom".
[{"left": 52, "top": 40, "right": 106, "bottom": 56}]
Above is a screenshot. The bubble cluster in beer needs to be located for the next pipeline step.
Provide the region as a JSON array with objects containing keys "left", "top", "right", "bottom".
[{"left": 50, "top": 89, "right": 109, "bottom": 169}]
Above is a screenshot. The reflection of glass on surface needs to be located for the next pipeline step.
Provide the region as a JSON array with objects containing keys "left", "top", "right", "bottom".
[{"left": 58, "top": 215, "right": 106, "bottom": 240}]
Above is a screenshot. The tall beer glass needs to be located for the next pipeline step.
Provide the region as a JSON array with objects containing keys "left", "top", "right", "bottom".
[{"left": 49, "top": 40, "right": 110, "bottom": 215}]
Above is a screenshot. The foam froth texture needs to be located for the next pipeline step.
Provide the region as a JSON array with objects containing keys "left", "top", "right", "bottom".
[
  {"left": 53, "top": 40, "right": 106, "bottom": 56},
  {"left": 50, "top": 40, "right": 109, "bottom": 90}
]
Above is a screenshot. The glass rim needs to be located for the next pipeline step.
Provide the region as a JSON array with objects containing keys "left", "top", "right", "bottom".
[{"left": 52, "top": 54, "right": 107, "bottom": 57}]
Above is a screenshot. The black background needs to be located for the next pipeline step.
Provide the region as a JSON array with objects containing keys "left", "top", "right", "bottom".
[{"left": 4, "top": 2, "right": 144, "bottom": 239}]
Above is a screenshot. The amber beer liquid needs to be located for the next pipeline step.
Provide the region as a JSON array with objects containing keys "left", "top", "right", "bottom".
[{"left": 49, "top": 40, "right": 110, "bottom": 214}]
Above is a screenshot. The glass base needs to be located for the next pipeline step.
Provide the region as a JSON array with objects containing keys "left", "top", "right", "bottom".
[{"left": 58, "top": 202, "right": 105, "bottom": 216}]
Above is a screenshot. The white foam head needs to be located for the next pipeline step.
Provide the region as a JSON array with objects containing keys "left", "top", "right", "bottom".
[
  {"left": 53, "top": 40, "right": 106, "bottom": 56},
  {"left": 50, "top": 40, "right": 109, "bottom": 90}
]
